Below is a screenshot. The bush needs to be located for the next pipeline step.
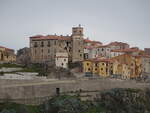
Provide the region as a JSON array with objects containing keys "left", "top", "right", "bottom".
[
  {"left": 68, "top": 62, "right": 82, "bottom": 69},
  {"left": 0, "top": 71, "right": 4, "bottom": 76}
]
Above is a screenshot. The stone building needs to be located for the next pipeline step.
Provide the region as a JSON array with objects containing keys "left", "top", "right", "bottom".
[
  {"left": 144, "top": 48, "right": 150, "bottom": 55},
  {"left": 30, "top": 25, "right": 103, "bottom": 64},
  {"left": 108, "top": 41, "right": 130, "bottom": 50},
  {"left": 17, "top": 47, "right": 30, "bottom": 65},
  {"left": 30, "top": 25, "right": 86, "bottom": 63},
  {"left": 0, "top": 46, "right": 16, "bottom": 63}
]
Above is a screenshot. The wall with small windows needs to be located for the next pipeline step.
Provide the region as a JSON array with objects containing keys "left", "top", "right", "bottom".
[
  {"left": 83, "top": 61, "right": 93, "bottom": 73},
  {"left": 55, "top": 52, "right": 68, "bottom": 68}
]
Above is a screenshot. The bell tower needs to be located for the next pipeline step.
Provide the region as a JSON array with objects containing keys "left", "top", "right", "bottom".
[{"left": 71, "top": 24, "right": 84, "bottom": 62}]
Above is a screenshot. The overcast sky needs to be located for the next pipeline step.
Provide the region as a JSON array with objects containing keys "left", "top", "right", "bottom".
[{"left": 0, "top": 0, "right": 150, "bottom": 51}]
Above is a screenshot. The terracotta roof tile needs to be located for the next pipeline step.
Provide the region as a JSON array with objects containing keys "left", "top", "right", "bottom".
[
  {"left": 84, "top": 57, "right": 113, "bottom": 63},
  {"left": 84, "top": 39, "right": 102, "bottom": 44},
  {"left": 0, "top": 46, "right": 14, "bottom": 52},
  {"left": 30, "top": 35, "right": 71, "bottom": 41},
  {"left": 96, "top": 45, "right": 109, "bottom": 48},
  {"left": 111, "top": 48, "right": 139, "bottom": 52},
  {"left": 138, "top": 55, "right": 150, "bottom": 58}
]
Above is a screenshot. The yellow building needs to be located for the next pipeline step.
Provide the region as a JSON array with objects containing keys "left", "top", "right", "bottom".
[
  {"left": 98, "top": 59, "right": 113, "bottom": 77},
  {"left": 0, "top": 46, "right": 16, "bottom": 63},
  {"left": 83, "top": 60, "right": 93, "bottom": 73},
  {"left": 83, "top": 54, "right": 142, "bottom": 79},
  {"left": 92, "top": 61, "right": 99, "bottom": 75},
  {"left": 83, "top": 58, "right": 113, "bottom": 77},
  {"left": 111, "top": 54, "right": 142, "bottom": 79}
]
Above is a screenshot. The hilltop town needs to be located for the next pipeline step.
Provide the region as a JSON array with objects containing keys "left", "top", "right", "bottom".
[
  {"left": 0, "top": 25, "right": 150, "bottom": 80},
  {"left": 0, "top": 25, "right": 150, "bottom": 113}
]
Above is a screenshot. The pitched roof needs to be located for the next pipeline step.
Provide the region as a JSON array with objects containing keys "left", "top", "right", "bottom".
[
  {"left": 84, "top": 57, "right": 113, "bottom": 63},
  {"left": 96, "top": 45, "right": 109, "bottom": 48},
  {"left": 0, "top": 46, "right": 14, "bottom": 52},
  {"left": 108, "top": 41, "right": 129, "bottom": 46},
  {"left": 30, "top": 35, "right": 71, "bottom": 41},
  {"left": 84, "top": 46, "right": 96, "bottom": 50},
  {"left": 138, "top": 55, "right": 150, "bottom": 58},
  {"left": 111, "top": 48, "right": 139, "bottom": 52},
  {"left": 84, "top": 39, "right": 102, "bottom": 44}
]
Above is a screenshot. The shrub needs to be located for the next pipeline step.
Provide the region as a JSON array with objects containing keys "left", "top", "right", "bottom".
[{"left": 0, "top": 71, "right": 4, "bottom": 76}]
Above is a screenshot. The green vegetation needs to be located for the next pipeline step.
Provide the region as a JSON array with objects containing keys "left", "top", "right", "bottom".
[
  {"left": 68, "top": 61, "right": 82, "bottom": 69},
  {"left": 0, "top": 71, "right": 4, "bottom": 76},
  {"left": 0, "top": 64, "right": 22, "bottom": 69},
  {"left": 0, "top": 63, "right": 48, "bottom": 76},
  {"left": 0, "top": 88, "right": 150, "bottom": 113},
  {"left": 0, "top": 102, "right": 41, "bottom": 113}
]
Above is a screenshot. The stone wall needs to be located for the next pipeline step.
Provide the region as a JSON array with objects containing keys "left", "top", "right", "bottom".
[{"left": 0, "top": 78, "right": 149, "bottom": 105}]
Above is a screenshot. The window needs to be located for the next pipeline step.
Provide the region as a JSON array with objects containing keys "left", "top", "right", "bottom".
[
  {"left": 48, "top": 49, "right": 50, "bottom": 53},
  {"left": 34, "top": 42, "right": 38, "bottom": 47},
  {"left": 47, "top": 41, "right": 50, "bottom": 47},
  {"left": 41, "top": 49, "right": 43, "bottom": 53},
  {"left": 79, "top": 30, "right": 82, "bottom": 34},
  {"left": 131, "top": 63, "right": 134, "bottom": 66},
  {"left": 88, "top": 68, "right": 91, "bottom": 71},
  {"left": 62, "top": 63, "right": 64, "bottom": 66},
  {"left": 73, "top": 30, "right": 77, "bottom": 34},
  {"left": 64, "top": 59, "right": 66, "bottom": 61},
  {"left": 87, "top": 63, "right": 89, "bottom": 66},
  {"left": 95, "top": 63, "right": 98, "bottom": 66},
  {"left": 101, "top": 68, "right": 103, "bottom": 71},
  {"left": 80, "top": 54, "right": 82, "bottom": 57},
  {"left": 41, "top": 41, "right": 44, "bottom": 47},
  {"left": 102, "top": 48, "right": 104, "bottom": 51},
  {"left": 35, "top": 50, "right": 36, "bottom": 54},
  {"left": 78, "top": 50, "right": 81, "bottom": 52},
  {"left": 106, "top": 68, "right": 108, "bottom": 73},
  {"left": 66, "top": 42, "right": 69, "bottom": 46},
  {"left": 64, "top": 47, "right": 67, "bottom": 50},
  {"left": 95, "top": 68, "right": 97, "bottom": 71},
  {"left": 102, "top": 63, "right": 105, "bottom": 65},
  {"left": 54, "top": 40, "right": 57, "bottom": 45}
]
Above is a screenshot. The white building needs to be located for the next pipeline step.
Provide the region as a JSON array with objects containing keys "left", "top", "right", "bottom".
[
  {"left": 55, "top": 52, "right": 68, "bottom": 68},
  {"left": 141, "top": 55, "right": 150, "bottom": 76},
  {"left": 84, "top": 46, "right": 98, "bottom": 59},
  {"left": 110, "top": 48, "right": 140, "bottom": 58},
  {"left": 96, "top": 45, "right": 111, "bottom": 58},
  {"left": 110, "top": 50, "right": 124, "bottom": 58},
  {"left": 84, "top": 45, "right": 111, "bottom": 59}
]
